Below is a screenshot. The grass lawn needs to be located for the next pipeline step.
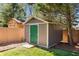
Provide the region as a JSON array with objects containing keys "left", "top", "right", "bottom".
[{"left": 0, "top": 46, "right": 79, "bottom": 56}]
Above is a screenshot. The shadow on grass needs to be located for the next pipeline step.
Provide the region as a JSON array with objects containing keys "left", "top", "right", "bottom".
[
  {"left": 49, "top": 48, "right": 79, "bottom": 56},
  {"left": 36, "top": 46, "right": 79, "bottom": 56}
]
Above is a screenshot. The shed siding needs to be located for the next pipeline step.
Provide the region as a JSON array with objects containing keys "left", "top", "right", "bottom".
[
  {"left": 39, "top": 24, "right": 47, "bottom": 47},
  {"left": 25, "top": 25, "right": 30, "bottom": 43},
  {"left": 48, "top": 24, "right": 62, "bottom": 48},
  {"left": 48, "top": 24, "right": 54, "bottom": 47}
]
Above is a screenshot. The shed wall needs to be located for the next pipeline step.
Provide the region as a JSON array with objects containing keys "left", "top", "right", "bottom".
[
  {"left": 48, "top": 24, "right": 62, "bottom": 48},
  {"left": 39, "top": 24, "right": 47, "bottom": 47},
  {"left": 48, "top": 24, "right": 54, "bottom": 47},
  {"left": 25, "top": 25, "right": 30, "bottom": 43}
]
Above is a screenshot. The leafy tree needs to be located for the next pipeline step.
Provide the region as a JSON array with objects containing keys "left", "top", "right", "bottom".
[
  {"left": 0, "top": 3, "right": 26, "bottom": 24},
  {"left": 36, "top": 3, "right": 76, "bottom": 46}
]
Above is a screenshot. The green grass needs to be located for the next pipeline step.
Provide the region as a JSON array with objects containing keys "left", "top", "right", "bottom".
[{"left": 0, "top": 47, "right": 79, "bottom": 56}]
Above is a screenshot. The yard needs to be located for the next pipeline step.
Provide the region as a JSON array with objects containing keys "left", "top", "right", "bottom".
[{"left": 0, "top": 46, "right": 79, "bottom": 56}]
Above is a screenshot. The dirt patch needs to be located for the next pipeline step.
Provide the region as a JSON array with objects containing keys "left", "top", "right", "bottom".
[{"left": 0, "top": 43, "right": 22, "bottom": 52}]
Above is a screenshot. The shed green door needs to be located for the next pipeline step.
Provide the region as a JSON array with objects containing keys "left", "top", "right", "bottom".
[{"left": 30, "top": 25, "right": 38, "bottom": 44}]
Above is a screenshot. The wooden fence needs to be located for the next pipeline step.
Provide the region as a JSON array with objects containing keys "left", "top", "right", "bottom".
[
  {"left": 62, "top": 30, "right": 79, "bottom": 43},
  {"left": 1, "top": 27, "right": 79, "bottom": 46},
  {"left": 0, "top": 27, "right": 24, "bottom": 46}
]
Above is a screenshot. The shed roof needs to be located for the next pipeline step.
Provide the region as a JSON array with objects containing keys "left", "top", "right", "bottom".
[
  {"left": 24, "top": 16, "right": 53, "bottom": 24},
  {"left": 9, "top": 18, "right": 24, "bottom": 24},
  {"left": 24, "top": 16, "right": 64, "bottom": 27}
]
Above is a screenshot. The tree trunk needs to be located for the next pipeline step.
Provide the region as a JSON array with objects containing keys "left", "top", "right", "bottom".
[
  {"left": 66, "top": 4, "right": 74, "bottom": 46},
  {"left": 67, "top": 27, "right": 74, "bottom": 46}
]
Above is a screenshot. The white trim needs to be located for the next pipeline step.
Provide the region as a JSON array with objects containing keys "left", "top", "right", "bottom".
[
  {"left": 37, "top": 24, "right": 39, "bottom": 44},
  {"left": 25, "top": 23, "right": 46, "bottom": 25},
  {"left": 24, "top": 16, "right": 49, "bottom": 24},
  {"left": 47, "top": 23, "right": 49, "bottom": 48},
  {"left": 29, "top": 25, "right": 30, "bottom": 43},
  {"left": 26, "top": 23, "right": 45, "bottom": 25}
]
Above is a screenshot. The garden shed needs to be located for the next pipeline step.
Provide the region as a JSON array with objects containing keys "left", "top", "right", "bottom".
[
  {"left": 8, "top": 18, "right": 24, "bottom": 28},
  {"left": 25, "top": 16, "right": 62, "bottom": 48}
]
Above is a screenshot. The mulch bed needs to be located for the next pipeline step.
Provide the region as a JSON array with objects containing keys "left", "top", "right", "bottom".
[{"left": 54, "top": 43, "right": 79, "bottom": 52}]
